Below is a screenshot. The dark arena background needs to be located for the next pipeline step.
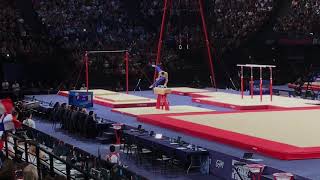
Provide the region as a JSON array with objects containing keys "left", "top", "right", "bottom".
[{"left": 1, "top": 0, "right": 320, "bottom": 179}]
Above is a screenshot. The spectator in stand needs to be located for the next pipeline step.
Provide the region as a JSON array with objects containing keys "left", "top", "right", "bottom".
[
  {"left": 12, "top": 81, "right": 21, "bottom": 100},
  {"left": 23, "top": 164, "right": 39, "bottom": 180},
  {"left": 2, "top": 133, "right": 15, "bottom": 157},
  {"left": 23, "top": 112, "right": 36, "bottom": 138},
  {"left": 0, "top": 152, "right": 15, "bottom": 179},
  {"left": 80, "top": 83, "right": 86, "bottom": 90},
  {"left": 23, "top": 113, "right": 36, "bottom": 129},
  {"left": 11, "top": 81, "right": 20, "bottom": 92},
  {"left": 53, "top": 141, "right": 68, "bottom": 157},
  {"left": 22, "top": 145, "right": 47, "bottom": 166},
  {"left": 1, "top": 110, "right": 21, "bottom": 132},
  {"left": 1, "top": 80, "right": 9, "bottom": 91}
]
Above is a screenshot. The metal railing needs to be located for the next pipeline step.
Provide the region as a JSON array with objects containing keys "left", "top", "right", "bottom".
[
  {"left": 3, "top": 131, "right": 94, "bottom": 180},
  {"left": 5, "top": 124, "right": 148, "bottom": 180}
]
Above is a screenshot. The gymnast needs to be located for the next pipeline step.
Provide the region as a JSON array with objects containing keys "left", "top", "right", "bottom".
[{"left": 149, "top": 65, "right": 169, "bottom": 88}]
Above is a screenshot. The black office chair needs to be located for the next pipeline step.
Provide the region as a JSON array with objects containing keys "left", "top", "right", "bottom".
[
  {"left": 135, "top": 140, "right": 152, "bottom": 165},
  {"left": 122, "top": 134, "right": 137, "bottom": 157},
  {"left": 152, "top": 145, "right": 171, "bottom": 174}
]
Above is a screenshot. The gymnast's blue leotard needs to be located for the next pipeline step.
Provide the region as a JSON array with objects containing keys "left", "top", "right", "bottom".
[{"left": 150, "top": 65, "right": 166, "bottom": 88}]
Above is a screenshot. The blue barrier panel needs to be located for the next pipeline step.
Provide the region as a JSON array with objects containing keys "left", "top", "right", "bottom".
[{"left": 68, "top": 90, "right": 93, "bottom": 108}]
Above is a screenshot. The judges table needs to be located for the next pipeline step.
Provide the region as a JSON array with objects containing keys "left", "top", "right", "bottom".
[
  {"left": 123, "top": 130, "right": 209, "bottom": 174},
  {"left": 38, "top": 103, "right": 53, "bottom": 111},
  {"left": 95, "top": 118, "right": 114, "bottom": 132}
]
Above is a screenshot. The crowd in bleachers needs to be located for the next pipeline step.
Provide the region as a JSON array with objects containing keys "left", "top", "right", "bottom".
[
  {"left": 212, "top": 0, "right": 274, "bottom": 52},
  {"left": 33, "top": 0, "right": 152, "bottom": 71},
  {"left": 30, "top": 0, "right": 275, "bottom": 78},
  {"left": 0, "top": 0, "right": 53, "bottom": 61},
  {"left": 273, "top": 0, "right": 320, "bottom": 36},
  {"left": 5, "top": 0, "right": 320, "bottom": 67},
  {"left": 0, "top": 0, "right": 277, "bottom": 85},
  {"left": 8, "top": 0, "right": 320, "bottom": 88},
  {"left": 0, "top": 79, "right": 83, "bottom": 96}
]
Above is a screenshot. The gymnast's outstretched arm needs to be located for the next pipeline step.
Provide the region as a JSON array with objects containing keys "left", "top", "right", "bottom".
[{"left": 152, "top": 65, "right": 163, "bottom": 73}]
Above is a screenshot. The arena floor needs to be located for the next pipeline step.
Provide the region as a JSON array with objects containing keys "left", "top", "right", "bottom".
[
  {"left": 138, "top": 109, "right": 320, "bottom": 160},
  {"left": 44, "top": 87, "right": 320, "bottom": 179}
]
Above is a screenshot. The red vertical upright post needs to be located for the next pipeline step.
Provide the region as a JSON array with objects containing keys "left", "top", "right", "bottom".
[
  {"left": 198, "top": 0, "right": 216, "bottom": 88},
  {"left": 250, "top": 67, "right": 253, "bottom": 99},
  {"left": 260, "top": 67, "right": 263, "bottom": 102},
  {"left": 85, "top": 52, "right": 89, "bottom": 92},
  {"left": 241, "top": 66, "right": 244, "bottom": 99},
  {"left": 125, "top": 51, "right": 129, "bottom": 94},
  {"left": 154, "top": 0, "right": 169, "bottom": 81},
  {"left": 269, "top": 67, "right": 273, "bottom": 102}
]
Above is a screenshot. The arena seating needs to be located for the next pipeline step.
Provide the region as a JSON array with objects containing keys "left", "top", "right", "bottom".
[
  {"left": 0, "top": 1, "right": 53, "bottom": 61},
  {"left": 273, "top": 0, "right": 320, "bottom": 36},
  {"left": 1, "top": 124, "right": 148, "bottom": 180}
]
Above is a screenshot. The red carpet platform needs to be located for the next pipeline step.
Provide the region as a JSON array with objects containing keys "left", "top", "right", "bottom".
[{"left": 138, "top": 109, "right": 320, "bottom": 160}]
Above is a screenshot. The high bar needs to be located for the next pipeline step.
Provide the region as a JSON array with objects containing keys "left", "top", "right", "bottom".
[{"left": 237, "top": 64, "right": 276, "bottom": 68}]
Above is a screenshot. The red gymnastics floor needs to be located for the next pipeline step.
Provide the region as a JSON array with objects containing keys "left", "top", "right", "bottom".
[
  {"left": 58, "top": 90, "right": 156, "bottom": 108},
  {"left": 137, "top": 109, "right": 320, "bottom": 160}
]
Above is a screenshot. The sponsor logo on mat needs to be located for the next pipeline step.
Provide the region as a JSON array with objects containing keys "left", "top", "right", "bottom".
[
  {"left": 231, "top": 160, "right": 250, "bottom": 180},
  {"left": 215, "top": 160, "right": 224, "bottom": 169}
]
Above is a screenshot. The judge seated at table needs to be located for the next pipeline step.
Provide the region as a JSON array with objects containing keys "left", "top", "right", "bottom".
[{"left": 85, "top": 111, "right": 97, "bottom": 138}]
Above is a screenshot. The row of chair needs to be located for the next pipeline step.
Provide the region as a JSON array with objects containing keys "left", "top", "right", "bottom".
[{"left": 120, "top": 128, "right": 183, "bottom": 175}]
